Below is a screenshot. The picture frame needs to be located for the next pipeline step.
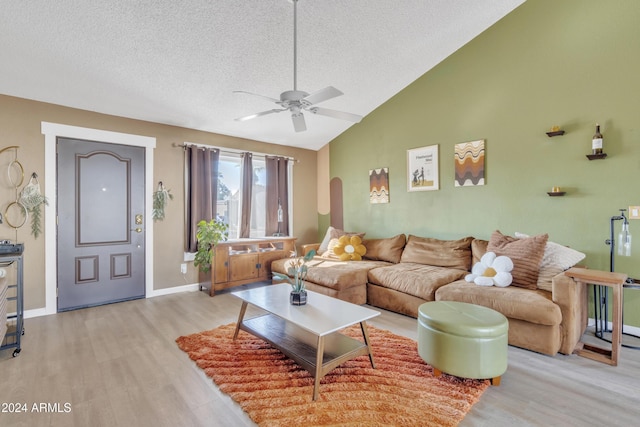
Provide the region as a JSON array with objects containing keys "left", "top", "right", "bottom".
[
  {"left": 369, "top": 167, "right": 389, "bottom": 204},
  {"left": 407, "top": 145, "right": 439, "bottom": 192},
  {"left": 454, "top": 139, "right": 485, "bottom": 187}
]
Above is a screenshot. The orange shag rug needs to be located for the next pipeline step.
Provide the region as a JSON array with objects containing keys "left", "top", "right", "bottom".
[{"left": 176, "top": 323, "right": 489, "bottom": 426}]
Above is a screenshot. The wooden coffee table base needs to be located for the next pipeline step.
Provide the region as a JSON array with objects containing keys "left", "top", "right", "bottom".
[{"left": 233, "top": 301, "right": 376, "bottom": 401}]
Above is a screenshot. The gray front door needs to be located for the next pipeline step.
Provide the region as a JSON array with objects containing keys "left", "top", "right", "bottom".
[{"left": 57, "top": 137, "right": 145, "bottom": 311}]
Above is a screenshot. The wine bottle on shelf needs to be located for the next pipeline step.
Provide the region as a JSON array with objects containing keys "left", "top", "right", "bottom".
[{"left": 592, "top": 124, "right": 603, "bottom": 155}]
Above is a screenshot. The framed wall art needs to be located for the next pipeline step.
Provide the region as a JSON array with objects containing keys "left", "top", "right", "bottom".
[
  {"left": 454, "top": 139, "right": 485, "bottom": 187},
  {"left": 369, "top": 167, "right": 389, "bottom": 204},
  {"left": 407, "top": 145, "right": 439, "bottom": 192}
]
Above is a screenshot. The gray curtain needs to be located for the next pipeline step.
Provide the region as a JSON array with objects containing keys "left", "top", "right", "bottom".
[
  {"left": 266, "top": 156, "right": 289, "bottom": 236},
  {"left": 185, "top": 145, "right": 219, "bottom": 252},
  {"left": 239, "top": 152, "right": 253, "bottom": 238}
]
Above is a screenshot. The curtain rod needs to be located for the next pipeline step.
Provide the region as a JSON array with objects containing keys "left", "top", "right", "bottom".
[{"left": 172, "top": 142, "right": 297, "bottom": 163}]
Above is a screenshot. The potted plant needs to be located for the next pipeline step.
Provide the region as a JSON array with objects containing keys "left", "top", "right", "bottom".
[
  {"left": 193, "top": 219, "right": 229, "bottom": 273},
  {"left": 272, "top": 249, "right": 316, "bottom": 305}
]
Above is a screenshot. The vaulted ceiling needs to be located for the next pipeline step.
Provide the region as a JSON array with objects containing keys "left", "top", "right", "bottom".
[{"left": 1, "top": 0, "right": 524, "bottom": 150}]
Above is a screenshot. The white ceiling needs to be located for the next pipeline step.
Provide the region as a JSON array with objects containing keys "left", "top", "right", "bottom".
[{"left": 1, "top": 0, "right": 524, "bottom": 150}]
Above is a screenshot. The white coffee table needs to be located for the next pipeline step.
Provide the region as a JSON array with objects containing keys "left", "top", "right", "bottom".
[{"left": 232, "top": 283, "right": 380, "bottom": 400}]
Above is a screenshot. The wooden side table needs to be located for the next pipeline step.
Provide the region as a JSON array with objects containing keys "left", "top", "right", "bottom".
[{"left": 565, "top": 267, "right": 627, "bottom": 366}]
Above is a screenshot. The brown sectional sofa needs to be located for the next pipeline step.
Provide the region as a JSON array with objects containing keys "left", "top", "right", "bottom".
[{"left": 271, "top": 232, "right": 588, "bottom": 356}]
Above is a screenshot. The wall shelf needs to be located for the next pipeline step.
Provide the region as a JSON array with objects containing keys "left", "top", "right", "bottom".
[
  {"left": 586, "top": 153, "right": 607, "bottom": 160},
  {"left": 546, "top": 130, "right": 565, "bottom": 137},
  {"left": 547, "top": 191, "right": 566, "bottom": 197}
]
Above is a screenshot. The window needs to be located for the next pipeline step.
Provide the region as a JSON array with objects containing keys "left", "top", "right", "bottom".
[
  {"left": 184, "top": 144, "right": 293, "bottom": 252},
  {"left": 217, "top": 154, "right": 267, "bottom": 238}
]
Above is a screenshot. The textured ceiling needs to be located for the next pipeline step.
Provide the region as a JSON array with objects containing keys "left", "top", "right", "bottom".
[{"left": 0, "top": 0, "right": 524, "bottom": 150}]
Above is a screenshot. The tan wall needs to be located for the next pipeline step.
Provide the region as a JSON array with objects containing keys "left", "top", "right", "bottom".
[{"left": 0, "top": 94, "right": 318, "bottom": 311}]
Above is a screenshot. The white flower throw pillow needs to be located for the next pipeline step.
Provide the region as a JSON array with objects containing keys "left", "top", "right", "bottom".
[{"left": 465, "top": 252, "right": 514, "bottom": 287}]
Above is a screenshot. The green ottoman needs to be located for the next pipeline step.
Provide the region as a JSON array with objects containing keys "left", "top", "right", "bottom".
[{"left": 418, "top": 301, "right": 508, "bottom": 385}]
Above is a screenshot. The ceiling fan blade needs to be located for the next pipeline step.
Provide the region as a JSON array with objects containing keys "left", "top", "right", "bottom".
[
  {"left": 235, "top": 109, "right": 285, "bottom": 122},
  {"left": 291, "top": 111, "right": 307, "bottom": 132},
  {"left": 233, "top": 90, "right": 280, "bottom": 103},
  {"left": 301, "top": 86, "right": 343, "bottom": 106},
  {"left": 308, "top": 107, "right": 363, "bottom": 123}
]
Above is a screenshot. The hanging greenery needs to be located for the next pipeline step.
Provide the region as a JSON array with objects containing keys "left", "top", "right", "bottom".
[
  {"left": 19, "top": 173, "right": 48, "bottom": 238},
  {"left": 152, "top": 181, "right": 173, "bottom": 221}
]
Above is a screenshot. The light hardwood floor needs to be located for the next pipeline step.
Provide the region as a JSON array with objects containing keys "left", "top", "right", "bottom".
[{"left": 1, "top": 282, "right": 639, "bottom": 427}]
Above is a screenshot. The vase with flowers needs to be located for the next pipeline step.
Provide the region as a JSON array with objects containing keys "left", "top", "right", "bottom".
[{"left": 272, "top": 249, "right": 316, "bottom": 305}]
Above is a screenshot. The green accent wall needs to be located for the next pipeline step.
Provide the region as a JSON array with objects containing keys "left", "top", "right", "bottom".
[
  {"left": 318, "top": 213, "right": 331, "bottom": 242},
  {"left": 329, "top": 0, "right": 640, "bottom": 326}
]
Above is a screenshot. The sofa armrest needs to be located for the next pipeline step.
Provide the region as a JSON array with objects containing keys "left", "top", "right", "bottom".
[
  {"left": 302, "top": 243, "right": 320, "bottom": 256},
  {"left": 552, "top": 272, "right": 588, "bottom": 354}
]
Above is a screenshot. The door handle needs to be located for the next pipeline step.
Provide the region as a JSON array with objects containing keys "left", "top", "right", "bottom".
[{"left": 131, "top": 227, "right": 143, "bottom": 233}]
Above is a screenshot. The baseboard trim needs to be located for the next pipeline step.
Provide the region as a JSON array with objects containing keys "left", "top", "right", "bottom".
[
  {"left": 24, "top": 307, "right": 50, "bottom": 319},
  {"left": 587, "top": 317, "right": 640, "bottom": 336},
  {"left": 147, "top": 283, "right": 201, "bottom": 297},
  {"left": 23, "top": 283, "right": 203, "bottom": 318}
]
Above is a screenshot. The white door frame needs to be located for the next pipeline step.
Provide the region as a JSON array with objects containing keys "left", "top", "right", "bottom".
[{"left": 41, "top": 122, "right": 156, "bottom": 315}]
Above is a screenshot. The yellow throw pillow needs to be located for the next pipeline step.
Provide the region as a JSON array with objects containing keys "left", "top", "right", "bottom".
[{"left": 332, "top": 235, "right": 367, "bottom": 261}]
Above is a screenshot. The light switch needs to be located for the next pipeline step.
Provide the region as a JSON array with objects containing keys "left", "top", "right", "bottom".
[{"left": 629, "top": 206, "right": 640, "bottom": 219}]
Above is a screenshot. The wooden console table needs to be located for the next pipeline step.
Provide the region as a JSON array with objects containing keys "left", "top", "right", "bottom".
[
  {"left": 565, "top": 267, "right": 627, "bottom": 366},
  {"left": 210, "top": 237, "right": 296, "bottom": 296}
]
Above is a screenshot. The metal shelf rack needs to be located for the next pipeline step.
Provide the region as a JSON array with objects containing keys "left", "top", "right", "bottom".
[{"left": 0, "top": 252, "right": 24, "bottom": 357}]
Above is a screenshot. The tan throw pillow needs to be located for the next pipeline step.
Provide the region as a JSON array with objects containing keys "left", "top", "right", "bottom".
[
  {"left": 363, "top": 234, "right": 407, "bottom": 264},
  {"left": 515, "top": 232, "right": 586, "bottom": 292},
  {"left": 487, "top": 230, "right": 548, "bottom": 290},
  {"left": 400, "top": 235, "right": 473, "bottom": 271},
  {"left": 471, "top": 239, "right": 489, "bottom": 266},
  {"left": 330, "top": 228, "right": 364, "bottom": 240}
]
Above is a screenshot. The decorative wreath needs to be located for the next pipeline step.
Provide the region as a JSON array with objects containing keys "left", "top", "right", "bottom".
[
  {"left": 465, "top": 252, "right": 514, "bottom": 287},
  {"left": 332, "top": 235, "right": 367, "bottom": 261}
]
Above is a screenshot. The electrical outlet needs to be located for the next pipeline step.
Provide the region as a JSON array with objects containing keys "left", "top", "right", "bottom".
[
  {"left": 629, "top": 206, "right": 640, "bottom": 220},
  {"left": 180, "top": 263, "right": 187, "bottom": 274}
]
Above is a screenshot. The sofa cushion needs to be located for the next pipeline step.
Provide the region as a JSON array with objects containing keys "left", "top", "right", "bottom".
[
  {"left": 471, "top": 239, "right": 489, "bottom": 265},
  {"left": 368, "top": 263, "right": 467, "bottom": 301},
  {"left": 400, "top": 235, "right": 473, "bottom": 271},
  {"left": 271, "top": 257, "right": 389, "bottom": 291},
  {"left": 487, "top": 230, "right": 548, "bottom": 290},
  {"left": 436, "top": 280, "right": 562, "bottom": 326},
  {"left": 363, "top": 234, "right": 406, "bottom": 264}
]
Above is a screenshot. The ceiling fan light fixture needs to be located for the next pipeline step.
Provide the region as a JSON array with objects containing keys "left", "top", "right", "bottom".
[{"left": 233, "top": 0, "right": 362, "bottom": 132}]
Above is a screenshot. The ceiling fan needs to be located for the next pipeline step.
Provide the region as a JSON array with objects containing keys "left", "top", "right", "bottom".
[{"left": 234, "top": 0, "right": 362, "bottom": 132}]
